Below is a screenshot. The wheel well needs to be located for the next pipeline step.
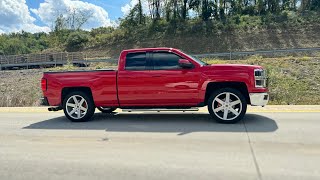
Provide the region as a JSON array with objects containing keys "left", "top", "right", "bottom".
[
  {"left": 204, "top": 82, "right": 250, "bottom": 105},
  {"left": 61, "top": 87, "right": 93, "bottom": 105}
]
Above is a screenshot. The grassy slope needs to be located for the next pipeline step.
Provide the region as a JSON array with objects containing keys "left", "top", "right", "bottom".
[
  {"left": 98, "top": 24, "right": 320, "bottom": 57},
  {"left": 206, "top": 56, "right": 320, "bottom": 105},
  {"left": 0, "top": 70, "right": 43, "bottom": 107},
  {"left": 0, "top": 56, "right": 319, "bottom": 107}
]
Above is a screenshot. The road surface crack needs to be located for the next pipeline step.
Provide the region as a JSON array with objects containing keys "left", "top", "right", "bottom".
[{"left": 242, "top": 120, "right": 263, "bottom": 180}]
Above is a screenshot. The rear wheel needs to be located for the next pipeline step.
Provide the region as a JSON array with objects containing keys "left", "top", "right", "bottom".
[
  {"left": 63, "top": 91, "right": 95, "bottom": 122},
  {"left": 208, "top": 88, "right": 247, "bottom": 124},
  {"left": 97, "top": 107, "right": 117, "bottom": 113}
]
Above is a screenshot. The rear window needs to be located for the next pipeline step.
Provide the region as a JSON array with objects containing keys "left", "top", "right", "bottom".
[{"left": 125, "top": 52, "right": 147, "bottom": 70}]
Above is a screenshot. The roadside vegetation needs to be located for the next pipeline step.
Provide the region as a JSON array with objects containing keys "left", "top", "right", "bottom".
[
  {"left": 0, "top": 55, "right": 319, "bottom": 107},
  {"left": 206, "top": 56, "right": 320, "bottom": 105}
]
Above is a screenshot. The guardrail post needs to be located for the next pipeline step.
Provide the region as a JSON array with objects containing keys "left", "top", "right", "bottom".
[
  {"left": 71, "top": 53, "right": 73, "bottom": 64},
  {"left": 85, "top": 53, "right": 88, "bottom": 67},
  {"left": 61, "top": 53, "right": 63, "bottom": 66},
  {"left": 229, "top": 52, "right": 232, "bottom": 60}
]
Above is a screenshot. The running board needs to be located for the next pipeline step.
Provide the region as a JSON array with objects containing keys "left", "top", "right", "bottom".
[{"left": 122, "top": 108, "right": 199, "bottom": 112}]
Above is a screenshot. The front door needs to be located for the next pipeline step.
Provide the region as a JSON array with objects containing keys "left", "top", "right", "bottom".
[
  {"left": 117, "top": 51, "right": 201, "bottom": 107},
  {"left": 146, "top": 51, "right": 201, "bottom": 106}
]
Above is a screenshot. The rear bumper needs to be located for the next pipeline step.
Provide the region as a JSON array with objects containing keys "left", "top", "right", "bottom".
[
  {"left": 40, "top": 97, "right": 49, "bottom": 106},
  {"left": 249, "top": 93, "right": 269, "bottom": 106}
]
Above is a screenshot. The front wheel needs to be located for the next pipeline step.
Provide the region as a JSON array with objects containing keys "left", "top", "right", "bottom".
[
  {"left": 63, "top": 91, "right": 95, "bottom": 122},
  {"left": 208, "top": 88, "right": 247, "bottom": 124}
]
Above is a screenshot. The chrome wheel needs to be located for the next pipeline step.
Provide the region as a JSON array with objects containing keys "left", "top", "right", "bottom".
[
  {"left": 66, "top": 95, "right": 88, "bottom": 119},
  {"left": 212, "top": 92, "right": 242, "bottom": 121}
]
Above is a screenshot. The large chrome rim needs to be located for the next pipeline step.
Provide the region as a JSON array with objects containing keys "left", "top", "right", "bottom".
[
  {"left": 66, "top": 95, "right": 88, "bottom": 119},
  {"left": 212, "top": 92, "right": 242, "bottom": 121}
]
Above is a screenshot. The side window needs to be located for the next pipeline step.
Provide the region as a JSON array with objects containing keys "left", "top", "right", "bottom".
[
  {"left": 125, "top": 52, "right": 147, "bottom": 70},
  {"left": 152, "top": 52, "right": 182, "bottom": 70}
]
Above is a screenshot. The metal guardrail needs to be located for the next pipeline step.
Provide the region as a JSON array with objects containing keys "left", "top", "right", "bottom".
[
  {"left": 193, "top": 47, "right": 320, "bottom": 59},
  {"left": 0, "top": 47, "right": 319, "bottom": 70},
  {"left": 0, "top": 52, "right": 114, "bottom": 70}
]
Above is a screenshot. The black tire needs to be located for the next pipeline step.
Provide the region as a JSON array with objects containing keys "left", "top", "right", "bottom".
[
  {"left": 207, "top": 88, "right": 247, "bottom": 124},
  {"left": 97, "top": 107, "right": 117, "bottom": 113},
  {"left": 62, "top": 91, "right": 95, "bottom": 122}
]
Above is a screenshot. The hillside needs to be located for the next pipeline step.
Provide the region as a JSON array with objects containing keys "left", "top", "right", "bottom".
[
  {"left": 1, "top": 10, "right": 320, "bottom": 57},
  {"left": 99, "top": 24, "right": 320, "bottom": 57}
]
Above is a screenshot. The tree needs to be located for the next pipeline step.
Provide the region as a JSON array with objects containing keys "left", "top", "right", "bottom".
[
  {"left": 148, "top": 0, "right": 162, "bottom": 20},
  {"left": 65, "top": 8, "right": 93, "bottom": 30},
  {"left": 53, "top": 8, "right": 93, "bottom": 31},
  {"left": 138, "top": 0, "right": 144, "bottom": 24},
  {"left": 181, "top": 0, "right": 189, "bottom": 20},
  {"left": 66, "top": 31, "right": 89, "bottom": 52},
  {"left": 54, "top": 14, "right": 67, "bottom": 32},
  {"left": 201, "top": 0, "right": 215, "bottom": 21},
  {"left": 310, "top": 0, "right": 320, "bottom": 10},
  {"left": 120, "top": 1, "right": 146, "bottom": 29}
]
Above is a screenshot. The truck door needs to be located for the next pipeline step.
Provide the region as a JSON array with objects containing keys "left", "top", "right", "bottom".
[
  {"left": 117, "top": 51, "right": 157, "bottom": 105},
  {"left": 147, "top": 51, "right": 201, "bottom": 106},
  {"left": 117, "top": 51, "right": 201, "bottom": 106}
]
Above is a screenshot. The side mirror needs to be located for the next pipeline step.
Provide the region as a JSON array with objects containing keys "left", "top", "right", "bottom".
[{"left": 178, "top": 59, "right": 193, "bottom": 69}]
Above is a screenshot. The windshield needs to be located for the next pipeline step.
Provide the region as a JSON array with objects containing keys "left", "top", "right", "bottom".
[
  {"left": 189, "top": 55, "right": 208, "bottom": 66},
  {"left": 178, "top": 50, "right": 208, "bottom": 66}
]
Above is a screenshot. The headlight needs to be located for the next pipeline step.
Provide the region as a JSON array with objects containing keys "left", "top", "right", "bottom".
[{"left": 254, "top": 69, "right": 267, "bottom": 88}]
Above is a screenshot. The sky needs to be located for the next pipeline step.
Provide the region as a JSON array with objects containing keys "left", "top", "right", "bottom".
[{"left": 0, "top": 0, "right": 144, "bottom": 33}]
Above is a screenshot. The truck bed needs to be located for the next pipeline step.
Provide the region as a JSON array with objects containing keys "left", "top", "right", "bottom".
[
  {"left": 43, "top": 69, "right": 118, "bottom": 107},
  {"left": 44, "top": 69, "right": 116, "bottom": 74}
]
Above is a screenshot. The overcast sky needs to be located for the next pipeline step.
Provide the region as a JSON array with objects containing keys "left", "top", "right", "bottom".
[{"left": 0, "top": 0, "right": 146, "bottom": 33}]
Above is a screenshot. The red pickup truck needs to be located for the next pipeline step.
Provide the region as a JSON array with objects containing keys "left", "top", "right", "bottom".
[{"left": 41, "top": 48, "right": 268, "bottom": 123}]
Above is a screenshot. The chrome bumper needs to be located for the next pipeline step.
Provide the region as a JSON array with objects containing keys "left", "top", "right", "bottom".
[{"left": 249, "top": 93, "right": 269, "bottom": 106}]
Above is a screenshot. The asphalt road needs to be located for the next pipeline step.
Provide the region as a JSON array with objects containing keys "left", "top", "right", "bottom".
[{"left": 0, "top": 111, "right": 320, "bottom": 180}]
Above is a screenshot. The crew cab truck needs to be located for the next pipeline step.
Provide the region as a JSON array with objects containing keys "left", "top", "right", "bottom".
[{"left": 41, "top": 48, "right": 269, "bottom": 123}]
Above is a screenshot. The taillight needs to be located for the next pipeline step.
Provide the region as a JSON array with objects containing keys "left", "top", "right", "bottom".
[{"left": 41, "top": 78, "right": 47, "bottom": 91}]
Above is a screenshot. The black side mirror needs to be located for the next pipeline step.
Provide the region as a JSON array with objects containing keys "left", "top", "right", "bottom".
[{"left": 178, "top": 59, "right": 193, "bottom": 68}]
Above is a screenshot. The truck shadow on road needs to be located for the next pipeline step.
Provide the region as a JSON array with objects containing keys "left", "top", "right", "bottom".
[{"left": 23, "top": 113, "right": 278, "bottom": 134}]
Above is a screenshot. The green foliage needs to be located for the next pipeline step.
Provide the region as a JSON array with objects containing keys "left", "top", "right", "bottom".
[
  {"left": 0, "top": 31, "right": 50, "bottom": 55},
  {"left": 0, "top": 1, "right": 319, "bottom": 56},
  {"left": 66, "top": 31, "right": 89, "bottom": 52}
]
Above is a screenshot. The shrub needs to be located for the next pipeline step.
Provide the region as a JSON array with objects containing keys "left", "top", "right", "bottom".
[{"left": 66, "top": 31, "right": 89, "bottom": 52}]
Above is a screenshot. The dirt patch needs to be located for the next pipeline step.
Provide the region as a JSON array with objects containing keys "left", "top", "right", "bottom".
[{"left": 0, "top": 69, "right": 43, "bottom": 107}]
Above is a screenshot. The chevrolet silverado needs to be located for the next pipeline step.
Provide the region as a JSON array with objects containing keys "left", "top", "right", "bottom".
[{"left": 41, "top": 48, "right": 268, "bottom": 123}]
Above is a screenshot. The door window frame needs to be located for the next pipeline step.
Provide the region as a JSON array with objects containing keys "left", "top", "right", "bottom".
[
  {"left": 124, "top": 51, "right": 152, "bottom": 71},
  {"left": 150, "top": 51, "right": 194, "bottom": 70}
]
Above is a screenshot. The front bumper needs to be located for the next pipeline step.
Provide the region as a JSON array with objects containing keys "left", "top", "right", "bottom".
[{"left": 249, "top": 93, "right": 269, "bottom": 106}]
